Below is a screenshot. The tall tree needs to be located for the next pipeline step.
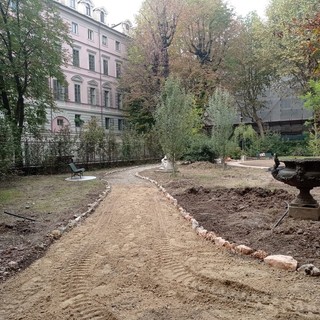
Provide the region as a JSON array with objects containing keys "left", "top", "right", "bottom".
[
  {"left": 226, "top": 14, "right": 277, "bottom": 137},
  {"left": 301, "top": 80, "right": 320, "bottom": 155},
  {"left": 122, "top": 0, "right": 182, "bottom": 133},
  {"left": 184, "top": 0, "right": 233, "bottom": 67},
  {"left": 0, "top": 0, "right": 71, "bottom": 165},
  {"left": 207, "top": 87, "right": 236, "bottom": 166},
  {"left": 155, "top": 76, "right": 196, "bottom": 173},
  {"left": 266, "top": 0, "right": 320, "bottom": 91},
  {"left": 173, "top": 0, "right": 235, "bottom": 107}
]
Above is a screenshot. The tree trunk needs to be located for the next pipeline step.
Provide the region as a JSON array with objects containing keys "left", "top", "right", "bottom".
[
  {"left": 252, "top": 109, "right": 265, "bottom": 138},
  {"left": 13, "top": 96, "right": 25, "bottom": 167}
]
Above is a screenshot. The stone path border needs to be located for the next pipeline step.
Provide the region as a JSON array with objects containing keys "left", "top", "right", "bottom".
[
  {"left": 135, "top": 171, "right": 320, "bottom": 277},
  {"left": 49, "top": 165, "right": 320, "bottom": 277}
]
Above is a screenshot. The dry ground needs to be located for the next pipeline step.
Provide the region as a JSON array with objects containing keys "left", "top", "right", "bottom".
[
  {"left": 0, "top": 162, "right": 320, "bottom": 319},
  {"left": 140, "top": 160, "right": 320, "bottom": 268},
  {"left": 0, "top": 170, "right": 108, "bottom": 282}
]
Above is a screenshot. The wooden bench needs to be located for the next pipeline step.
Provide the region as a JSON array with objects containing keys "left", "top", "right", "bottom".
[{"left": 68, "top": 162, "right": 85, "bottom": 178}]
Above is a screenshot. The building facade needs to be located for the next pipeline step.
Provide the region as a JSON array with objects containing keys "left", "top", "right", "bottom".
[
  {"left": 49, "top": 0, "right": 129, "bottom": 134},
  {"left": 235, "top": 85, "right": 312, "bottom": 140}
]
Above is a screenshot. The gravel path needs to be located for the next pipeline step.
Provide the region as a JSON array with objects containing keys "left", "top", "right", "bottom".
[{"left": 0, "top": 166, "right": 319, "bottom": 319}]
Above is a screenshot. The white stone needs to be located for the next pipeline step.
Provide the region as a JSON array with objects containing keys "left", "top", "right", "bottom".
[
  {"left": 264, "top": 255, "right": 298, "bottom": 271},
  {"left": 196, "top": 227, "right": 207, "bottom": 237},
  {"left": 298, "top": 264, "right": 320, "bottom": 276},
  {"left": 214, "top": 237, "right": 227, "bottom": 247},
  {"left": 191, "top": 219, "right": 199, "bottom": 229},
  {"left": 8, "top": 261, "right": 18, "bottom": 269}
]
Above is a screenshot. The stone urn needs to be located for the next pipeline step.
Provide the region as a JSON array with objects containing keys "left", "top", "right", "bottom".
[{"left": 271, "top": 155, "right": 320, "bottom": 220}]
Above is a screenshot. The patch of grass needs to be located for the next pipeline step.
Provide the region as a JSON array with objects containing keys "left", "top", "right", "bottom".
[
  {"left": 0, "top": 188, "right": 23, "bottom": 204},
  {"left": 0, "top": 170, "right": 108, "bottom": 217}
]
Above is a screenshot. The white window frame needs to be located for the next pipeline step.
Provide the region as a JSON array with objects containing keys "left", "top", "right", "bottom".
[
  {"left": 103, "top": 59, "right": 108, "bottom": 75},
  {"left": 88, "top": 29, "right": 94, "bottom": 41},
  {"left": 115, "top": 41, "right": 121, "bottom": 51},
  {"left": 102, "top": 35, "right": 108, "bottom": 46},
  {"left": 72, "top": 48, "right": 80, "bottom": 67},
  {"left": 86, "top": 4, "right": 91, "bottom": 16},
  {"left": 104, "top": 90, "right": 109, "bottom": 108},
  {"left": 89, "top": 87, "right": 96, "bottom": 105},
  {"left": 69, "top": 0, "right": 76, "bottom": 8},
  {"left": 88, "top": 54, "right": 95, "bottom": 71},
  {"left": 100, "top": 11, "right": 105, "bottom": 23},
  {"left": 71, "top": 22, "right": 78, "bottom": 34},
  {"left": 116, "top": 62, "right": 121, "bottom": 78},
  {"left": 74, "top": 84, "right": 81, "bottom": 103}
]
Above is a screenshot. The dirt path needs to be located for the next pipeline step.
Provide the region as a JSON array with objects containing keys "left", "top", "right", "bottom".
[{"left": 0, "top": 167, "right": 320, "bottom": 320}]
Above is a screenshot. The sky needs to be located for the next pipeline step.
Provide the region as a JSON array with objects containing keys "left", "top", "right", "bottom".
[
  {"left": 228, "top": 0, "right": 270, "bottom": 18},
  {"left": 94, "top": 0, "right": 270, "bottom": 25}
]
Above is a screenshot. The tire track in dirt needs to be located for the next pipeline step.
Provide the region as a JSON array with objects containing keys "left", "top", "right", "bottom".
[
  {"left": 1, "top": 166, "right": 320, "bottom": 319},
  {"left": 57, "top": 245, "right": 117, "bottom": 320},
  {"left": 141, "top": 174, "right": 320, "bottom": 319}
]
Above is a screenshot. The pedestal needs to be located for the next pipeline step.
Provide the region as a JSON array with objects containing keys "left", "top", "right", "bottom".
[{"left": 289, "top": 205, "right": 320, "bottom": 221}]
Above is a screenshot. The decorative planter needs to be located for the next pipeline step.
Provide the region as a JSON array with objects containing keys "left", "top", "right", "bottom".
[{"left": 271, "top": 155, "right": 320, "bottom": 220}]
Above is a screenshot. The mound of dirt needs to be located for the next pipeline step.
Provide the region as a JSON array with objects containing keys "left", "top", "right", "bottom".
[
  {"left": 186, "top": 161, "right": 217, "bottom": 169},
  {"left": 169, "top": 186, "right": 320, "bottom": 267}
]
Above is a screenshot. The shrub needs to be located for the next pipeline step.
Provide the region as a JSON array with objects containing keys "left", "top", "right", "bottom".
[{"left": 183, "top": 134, "right": 216, "bottom": 162}]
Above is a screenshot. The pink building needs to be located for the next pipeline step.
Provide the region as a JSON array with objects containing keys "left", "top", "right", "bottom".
[{"left": 49, "top": 0, "right": 130, "bottom": 133}]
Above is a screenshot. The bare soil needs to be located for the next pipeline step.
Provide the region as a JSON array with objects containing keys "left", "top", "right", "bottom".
[
  {"left": 140, "top": 161, "right": 320, "bottom": 268},
  {"left": 0, "top": 163, "right": 320, "bottom": 319},
  {"left": 0, "top": 171, "right": 108, "bottom": 283}
]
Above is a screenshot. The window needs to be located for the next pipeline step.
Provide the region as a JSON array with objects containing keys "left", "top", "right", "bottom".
[
  {"left": 75, "top": 114, "right": 83, "bottom": 127},
  {"left": 118, "top": 119, "right": 125, "bottom": 131},
  {"left": 104, "top": 90, "right": 109, "bottom": 108},
  {"left": 57, "top": 119, "right": 64, "bottom": 126},
  {"left": 103, "top": 59, "right": 108, "bottom": 75},
  {"left": 116, "top": 62, "right": 121, "bottom": 78},
  {"left": 115, "top": 41, "right": 121, "bottom": 51},
  {"left": 105, "top": 118, "right": 116, "bottom": 129},
  {"left": 100, "top": 11, "right": 105, "bottom": 23},
  {"left": 53, "top": 80, "right": 68, "bottom": 101},
  {"left": 102, "top": 35, "right": 107, "bottom": 46},
  {"left": 74, "top": 84, "right": 81, "bottom": 103},
  {"left": 88, "top": 54, "right": 95, "bottom": 71},
  {"left": 71, "top": 22, "right": 78, "bottom": 34},
  {"left": 69, "top": 0, "right": 75, "bottom": 8},
  {"left": 88, "top": 29, "right": 93, "bottom": 41},
  {"left": 105, "top": 118, "right": 116, "bottom": 130},
  {"left": 86, "top": 4, "right": 91, "bottom": 16},
  {"left": 116, "top": 93, "right": 122, "bottom": 109},
  {"left": 89, "top": 87, "right": 96, "bottom": 105},
  {"left": 72, "top": 49, "right": 79, "bottom": 67},
  {"left": 9, "top": 0, "right": 17, "bottom": 10},
  {"left": 105, "top": 117, "right": 110, "bottom": 129}
]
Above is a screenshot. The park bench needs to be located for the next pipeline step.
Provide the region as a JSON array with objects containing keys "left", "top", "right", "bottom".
[{"left": 68, "top": 162, "right": 85, "bottom": 178}]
